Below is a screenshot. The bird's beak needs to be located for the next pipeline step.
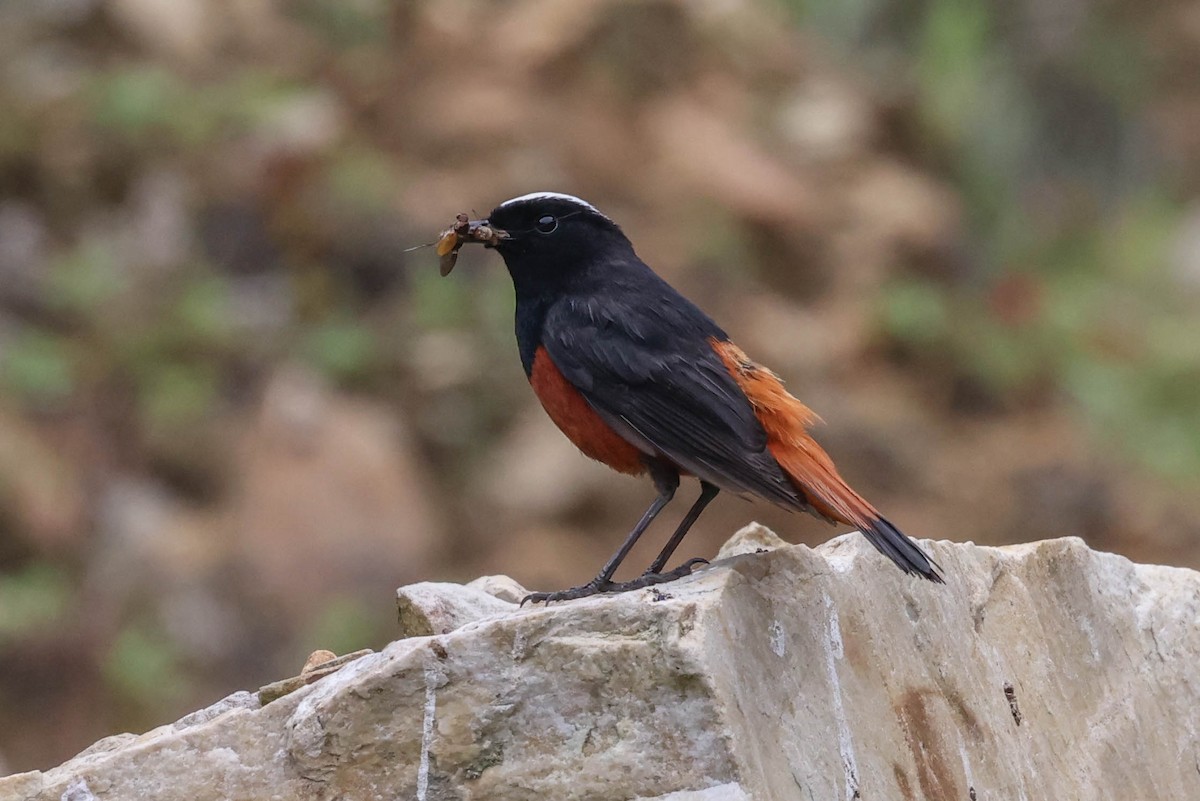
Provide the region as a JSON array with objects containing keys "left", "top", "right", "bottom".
[
  {"left": 469, "top": 219, "right": 511, "bottom": 246},
  {"left": 437, "top": 215, "right": 510, "bottom": 276}
]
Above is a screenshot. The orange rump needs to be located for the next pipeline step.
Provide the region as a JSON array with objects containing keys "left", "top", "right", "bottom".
[{"left": 710, "top": 338, "right": 884, "bottom": 531}]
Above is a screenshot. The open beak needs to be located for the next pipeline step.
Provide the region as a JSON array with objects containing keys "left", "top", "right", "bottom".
[{"left": 437, "top": 214, "right": 510, "bottom": 276}]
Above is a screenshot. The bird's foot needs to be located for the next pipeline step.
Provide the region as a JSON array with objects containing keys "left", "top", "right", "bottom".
[
  {"left": 611, "top": 557, "right": 709, "bottom": 592},
  {"left": 520, "top": 558, "right": 709, "bottom": 606},
  {"left": 520, "top": 577, "right": 614, "bottom": 606}
]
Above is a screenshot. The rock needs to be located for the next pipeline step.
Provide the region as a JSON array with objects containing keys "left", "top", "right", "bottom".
[
  {"left": 0, "top": 691, "right": 260, "bottom": 800},
  {"left": 10, "top": 529, "right": 1200, "bottom": 800},
  {"left": 0, "top": 769, "right": 38, "bottom": 800},
  {"left": 396, "top": 582, "right": 517, "bottom": 638},
  {"left": 301, "top": 650, "right": 338, "bottom": 674},
  {"left": 640, "top": 785, "right": 750, "bottom": 801},
  {"left": 258, "top": 651, "right": 374, "bottom": 706},
  {"left": 465, "top": 575, "right": 530, "bottom": 605},
  {"left": 715, "top": 521, "right": 789, "bottom": 559}
]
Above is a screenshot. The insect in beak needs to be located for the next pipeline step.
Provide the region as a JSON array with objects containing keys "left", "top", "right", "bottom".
[{"left": 436, "top": 213, "right": 510, "bottom": 276}]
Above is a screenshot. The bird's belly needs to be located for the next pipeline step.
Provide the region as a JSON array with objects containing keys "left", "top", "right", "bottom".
[{"left": 529, "top": 347, "right": 646, "bottom": 475}]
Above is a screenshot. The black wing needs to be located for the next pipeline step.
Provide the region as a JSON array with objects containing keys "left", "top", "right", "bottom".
[{"left": 541, "top": 291, "right": 804, "bottom": 508}]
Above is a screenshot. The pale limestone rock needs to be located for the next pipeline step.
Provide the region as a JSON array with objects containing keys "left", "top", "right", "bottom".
[
  {"left": 715, "top": 521, "right": 789, "bottom": 559},
  {"left": 639, "top": 784, "right": 751, "bottom": 801},
  {"left": 465, "top": 574, "right": 530, "bottom": 604},
  {"left": 0, "top": 771, "right": 40, "bottom": 800},
  {"left": 396, "top": 581, "right": 517, "bottom": 638},
  {"left": 6, "top": 530, "right": 1200, "bottom": 801}
]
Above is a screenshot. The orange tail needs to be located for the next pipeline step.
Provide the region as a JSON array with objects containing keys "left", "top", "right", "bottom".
[{"left": 713, "top": 340, "right": 943, "bottom": 582}]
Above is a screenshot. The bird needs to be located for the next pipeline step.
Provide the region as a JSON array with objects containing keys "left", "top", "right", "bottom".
[{"left": 441, "top": 192, "right": 943, "bottom": 603}]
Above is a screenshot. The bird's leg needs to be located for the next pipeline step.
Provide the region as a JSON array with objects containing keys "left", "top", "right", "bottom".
[
  {"left": 521, "top": 465, "right": 679, "bottom": 605},
  {"left": 605, "top": 481, "right": 720, "bottom": 593},
  {"left": 646, "top": 481, "right": 719, "bottom": 574}
]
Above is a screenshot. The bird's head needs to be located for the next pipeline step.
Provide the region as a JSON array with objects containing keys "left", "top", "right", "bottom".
[{"left": 440, "top": 192, "right": 633, "bottom": 288}]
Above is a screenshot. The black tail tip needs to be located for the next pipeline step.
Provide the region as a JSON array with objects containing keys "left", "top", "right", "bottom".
[{"left": 861, "top": 517, "right": 945, "bottom": 583}]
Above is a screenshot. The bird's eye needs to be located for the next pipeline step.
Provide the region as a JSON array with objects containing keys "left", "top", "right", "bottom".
[{"left": 535, "top": 215, "right": 558, "bottom": 234}]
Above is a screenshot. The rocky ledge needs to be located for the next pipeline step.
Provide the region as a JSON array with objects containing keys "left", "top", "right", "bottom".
[{"left": 4, "top": 525, "right": 1199, "bottom": 801}]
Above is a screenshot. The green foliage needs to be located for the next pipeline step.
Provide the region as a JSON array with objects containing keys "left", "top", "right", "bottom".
[
  {"left": 784, "top": 0, "right": 1198, "bottom": 478},
  {"left": 302, "top": 318, "right": 378, "bottom": 382},
  {"left": 883, "top": 191, "right": 1200, "bottom": 477},
  {"left": 89, "top": 66, "right": 184, "bottom": 139},
  {"left": 409, "top": 266, "right": 474, "bottom": 330},
  {"left": 0, "top": 563, "right": 71, "bottom": 645},
  {"left": 103, "top": 622, "right": 190, "bottom": 705},
  {"left": 880, "top": 279, "right": 950, "bottom": 344},
  {"left": 474, "top": 269, "right": 520, "bottom": 343},
  {"left": 47, "top": 239, "right": 125, "bottom": 313},
  {"left": 291, "top": 0, "right": 391, "bottom": 48},
  {"left": 916, "top": 0, "right": 992, "bottom": 139},
  {"left": 325, "top": 146, "right": 398, "bottom": 214},
  {"left": 303, "top": 596, "right": 382, "bottom": 658},
  {"left": 139, "top": 362, "right": 220, "bottom": 430},
  {"left": 88, "top": 66, "right": 316, "bottom": 149},
  {"left": 0, "top": 329, "right": 75, "bottom": 406},
  {"left": 1074, "top": 22, "right": 1149, "bottom": 109},
  {"left": 0, "top": 91, "right": 36, "bottom": 159},
  {"left": 782, "top": 0, "right": 889, "bottom": 48},
  {"left": 175, "top": 275, "right": 235, "bottom": 349}
]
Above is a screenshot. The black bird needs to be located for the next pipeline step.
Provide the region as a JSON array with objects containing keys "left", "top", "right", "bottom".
[{"left": 442, "top": 192, "right": 942, "bottom": 603}]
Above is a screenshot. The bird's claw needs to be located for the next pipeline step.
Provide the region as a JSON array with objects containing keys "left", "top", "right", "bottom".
[
  {"left": 519, "top": 558, "right": 709, "bottom": 606},
  {"left": 520, "top": 578, "right": 613, "bottom": 606},
  {"left": 614, "top": 557, "right": 709, "bottom": 592}
]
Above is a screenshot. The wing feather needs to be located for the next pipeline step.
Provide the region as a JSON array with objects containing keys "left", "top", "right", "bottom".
[{"left": 541, "top": 294, "right": 804, "bottom": 508}]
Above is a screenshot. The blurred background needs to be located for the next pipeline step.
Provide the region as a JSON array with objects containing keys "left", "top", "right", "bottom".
[{"left": 2, "top": 0, "right": 1199, "bottom": 773}]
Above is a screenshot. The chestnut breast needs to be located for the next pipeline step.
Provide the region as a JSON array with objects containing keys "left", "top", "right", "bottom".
[{"left": 529, "top": 346, "right": 646, "bottom": 475}]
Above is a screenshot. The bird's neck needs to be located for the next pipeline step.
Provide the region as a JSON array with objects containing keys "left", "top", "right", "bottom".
[
  {"left": 514, "top": 290, "right": 551, "bottom": 377},
  {"left": 505, "top": 244, "right": 644, "bottom": 376}
]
